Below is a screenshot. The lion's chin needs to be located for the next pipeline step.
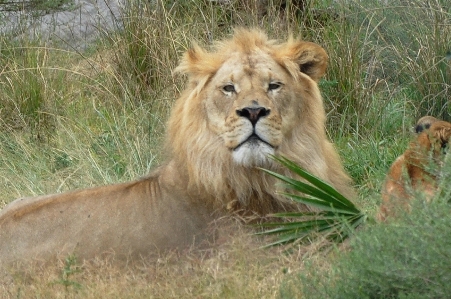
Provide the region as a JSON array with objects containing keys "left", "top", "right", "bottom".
[{"left": 232, "top": 141, "right": 274, "bottom": 167}]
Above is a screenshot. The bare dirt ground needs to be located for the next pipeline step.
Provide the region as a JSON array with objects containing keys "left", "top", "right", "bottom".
[{"left": 1, "top": 0, "right": 122, "bottom": 49}]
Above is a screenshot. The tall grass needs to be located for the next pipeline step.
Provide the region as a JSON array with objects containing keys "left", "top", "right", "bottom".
[
  {"left": 313, "top": 0, "right": 451, "bottom": 135},
  {"left": 0, "top": 40, "right": 62, "bottom": 134},
  {"left": 365, "top": 0, "right": 451, "bottom": 120}
]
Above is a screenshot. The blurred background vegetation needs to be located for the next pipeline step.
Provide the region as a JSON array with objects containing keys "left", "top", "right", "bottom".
[{"left": 0, "top": 0, "right": 450, "bottom": 298}]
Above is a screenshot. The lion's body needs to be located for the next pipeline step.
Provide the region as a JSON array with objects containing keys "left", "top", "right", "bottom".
[
  {"left": 0, "top": 165, "right": 215, "bottom": 265},
  {"left": 0, "top": 29, "right": 354, "bottom": 268},
  {"left": 379, "top": 119, "right": 451, "bottom": 220}
]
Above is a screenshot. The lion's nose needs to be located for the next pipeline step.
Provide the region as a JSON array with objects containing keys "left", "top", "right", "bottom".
[{"left": 236, "top": 107, "right": 270, "bottom": 126}]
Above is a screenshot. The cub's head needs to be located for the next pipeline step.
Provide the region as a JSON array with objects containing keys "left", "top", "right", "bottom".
[
  {"left": 415, "top": 115, "right": 439, "bottom": 134},
  {"left": 167, "top": 28, "right": 332, "bottom": 206},
  {"left": 418, "top": 120, "right": 451, "bottom": 158}
]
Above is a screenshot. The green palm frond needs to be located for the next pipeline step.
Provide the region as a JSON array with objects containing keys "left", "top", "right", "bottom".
[{"left": 258, "top": 155, "right": 367, "bottom": 247}]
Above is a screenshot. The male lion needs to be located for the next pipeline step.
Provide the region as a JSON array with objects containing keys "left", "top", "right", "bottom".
[
  {"left": 378, "top": 117, "right": 451, "bottom": 221},
  {"left": 0, "top": 28, "right": 354, "bottom": 267}
]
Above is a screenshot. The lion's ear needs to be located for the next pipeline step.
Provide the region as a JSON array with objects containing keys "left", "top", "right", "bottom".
[
  {"left": 175, "top": 44, "right": 223, "bottom": 81},
  {"left": 275, "top": 40, "right": 328, "bottom": 82}
]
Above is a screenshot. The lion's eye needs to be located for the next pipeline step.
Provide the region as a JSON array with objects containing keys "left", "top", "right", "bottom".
[
  {"left": 268, "top": 82, "right": 282, "bottom": 91},
  {"left": 223, "top": 84, "right": 236, "bottom": 93}
]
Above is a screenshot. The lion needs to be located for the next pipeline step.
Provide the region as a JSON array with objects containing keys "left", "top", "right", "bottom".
[
  {"left": 378, "top": 117, "right": 451, "bottom": 221},
  {"left": 0, "top": 28, "right": 354, "bottom": 268}
]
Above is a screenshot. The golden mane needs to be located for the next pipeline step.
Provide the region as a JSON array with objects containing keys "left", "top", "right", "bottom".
[{"left": 167, "top": 28, "right": 353, "bottom": 214}]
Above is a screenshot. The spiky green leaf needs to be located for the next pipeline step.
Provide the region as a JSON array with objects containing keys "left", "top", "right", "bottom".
[{"left": 258, "top": 155, "right": 367, "bottom": 247}]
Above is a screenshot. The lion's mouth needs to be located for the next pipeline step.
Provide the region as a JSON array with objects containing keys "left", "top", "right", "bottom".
[
  {"left": 233, "top": 133, "right": 273, "bottom": 151},
  {"left": 232, "top": 133, "right": 275, "bottom": 166}
]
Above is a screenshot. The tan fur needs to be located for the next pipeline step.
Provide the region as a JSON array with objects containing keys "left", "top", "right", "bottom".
[
  {"left": 0, "top": 29, "right": 354, "bottom": 268},
  {"left": 378, "top": 119, "right": 451, "bottom": 221}
]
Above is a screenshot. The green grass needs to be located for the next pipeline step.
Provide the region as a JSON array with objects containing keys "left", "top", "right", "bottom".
[
  {"left": 288, "top": 184, "right": 451, "bottom": 298},
  {"left": 1, "top": 0, "right": 451, "bottom": 298}
]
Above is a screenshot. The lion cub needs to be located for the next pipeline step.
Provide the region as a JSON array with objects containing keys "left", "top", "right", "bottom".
[{"left": 378, "top": 116, "right": 451, "bottom": 221}]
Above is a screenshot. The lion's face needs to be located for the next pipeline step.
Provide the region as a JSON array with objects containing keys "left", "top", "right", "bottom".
[
  {"left": 171, "top": 29, "right": 328, "bottom": 170},
  {"left": 203, "top": 51, "right": 299, "bottom": 167}
]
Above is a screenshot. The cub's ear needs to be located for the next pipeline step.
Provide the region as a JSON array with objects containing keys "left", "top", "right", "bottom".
[
  {"left": 274, "top": 40, "right": 328, "bottom": 82},
  {"left": 423, "top": 121, "right": 451, "bottom": 152},
  {"left": 175, "top": 44, "right": 223, "bottom": 81},
  {"left": 432, "top": 122, "right": 451, "bottom": 146}
]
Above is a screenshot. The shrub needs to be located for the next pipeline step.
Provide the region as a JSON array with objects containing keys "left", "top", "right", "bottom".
[{"left": 294, "top": 182, "right": 451, "bottom": 298}]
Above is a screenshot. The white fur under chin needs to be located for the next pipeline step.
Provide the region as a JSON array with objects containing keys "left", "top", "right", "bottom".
[{"left": 232, "top": 142, "right": 274, "bottom": 167}]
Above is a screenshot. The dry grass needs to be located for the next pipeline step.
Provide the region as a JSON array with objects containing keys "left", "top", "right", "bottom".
[{"left": 1, "top": 219, "right": 318, "bottom": 298}]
